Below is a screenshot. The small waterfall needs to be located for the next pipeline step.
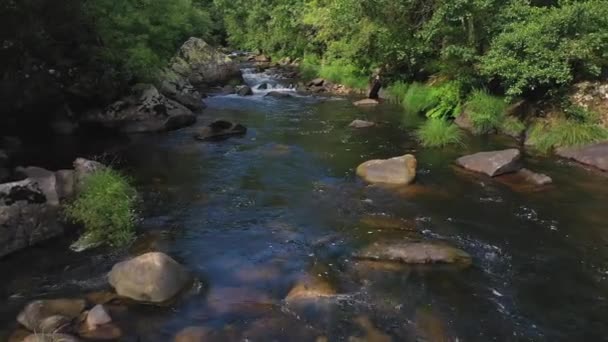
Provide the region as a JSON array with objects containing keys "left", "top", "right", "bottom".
[{"left": 242, "top": 67, "right": 296, "bottom": 94}]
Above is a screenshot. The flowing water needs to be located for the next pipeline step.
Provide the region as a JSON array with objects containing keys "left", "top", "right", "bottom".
[{"left": 1, "top": 69, "right": 608, "bottom": 341}]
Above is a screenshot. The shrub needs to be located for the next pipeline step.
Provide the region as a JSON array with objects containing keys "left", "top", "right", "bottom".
[
  {"left": 465, "top": 89, "right": 508, "bottom": 134},
  {"left": 425, "top": 82, "right": 463, "bottom": 120},
  {"left": 527, "top": 118, "right": 608, "bottom": 153},
  {"left": 565, "top": 105, "right": 600, "bottom": 124},
  {"left": 416, "top": 119, "right": 464, "bottom": 148},
  {"left": 403, "top": 83, "right": 437, "bottom": 114},
  {"left": 386, "top": 81, "right": 410, "bottom": 104},
  {"left": 500, "top": 117, "right": 526, "bottom": 137},
  {"left": 65, "top": 168, "right": 137, "bottom": 248},
  {"left": 318, "top": 60, "right": 368, "bottom": 90}
]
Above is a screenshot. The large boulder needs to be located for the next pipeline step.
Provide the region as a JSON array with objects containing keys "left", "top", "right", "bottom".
[
  {"left": 160, "top": 70, "right": 205, "bottom": 111},
  {"left": 74, "top": 158, "right": 105, "bottom": 193},
  {"left": 15, "top": 166, "right": 60, "bottom": 206},
  {"left": 456, "top": 149, "right": 521, "bottom": 177},
  {"left": 83, "top": 84, "right": 196, "bottom": 133},
  {"left": 17, "top": 298, "right": 86, "bottom": 332},
  {"left": 237, "top": 85, "right": 254, "bottom": 96},
  {"left": 194, "top": 120, "right": 247, "bottom": 141},
  {"left": 356, "top": 154, "right": 417, "bottom": 185},
  {"left": 0, "top": 179, "right": 63, "bottom": 258},
  {"left": 354, "top": 241, "right": 472, "bottom": 266},
  {"left": 556, "top": 142, "right": 608, "bottom": 172},
  {"left": 169, "top": 38, "right": 242, "bottom": 87},
  {"left": 108, "top": 252, "right": 192, "bottom": 303}
]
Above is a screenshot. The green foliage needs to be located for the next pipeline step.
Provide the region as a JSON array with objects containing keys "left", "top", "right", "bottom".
[
  {"left": 481, "top": 0, "right": 608, "bottom": 98},
  {"left": 425, "top": 82, "right": 463, "bottom": 120},
  {"left": 500, "top": 117, "right": 526, "bottom": 137},
  {"left": 65, "top": 168, "right": 137, "bottom": 247},
  {"left": 565, "top": 104, "right": 600, "bottom": 124},
  {"left": 416, "top": 119, "right": 464, "bottom": 148},
  {"left": 318, "top": 60, "right": 368, "bottom": 90},
  {"left": 87, "top": 0, "right": 214, "bottom": 80},
  {"left": 385, "top": 81, "right": 410, "bottom": 104},
  {"left": 403, "top": 83, "right": 438, "bottom": 114},
  {"left": 527, "top": 118, "right": 608, "bottom": 153},
  {"left": 466, "top": 89, "right": 508, "bottom": 134}
]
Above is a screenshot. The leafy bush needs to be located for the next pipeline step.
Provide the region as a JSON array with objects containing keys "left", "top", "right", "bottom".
[
  {"left": 403, "top": 83, "right": 437, "bottom": 114},
  {"left": 416, "top": 119, "right": 464, "bottom": 148},
  {"left": 65, "top": 168, "right": 137, "bottom": 248},
  {"left": 565, "top": 104, "right": 600, "bottom": 124},
  {"left": 465, "top": 89, "right": 508, "bottom": 134},
  {"left": 500, "top": 117, "right": 526, "bottom": 137},
  {"left": 318, "top": 60, "right": 369, "bottom": 90},
  {"left": 527, "top": 118, "right": 608, "bottom": 153},
  {"left": 425, "top": 82, "right": 463, "bottom": 120}
]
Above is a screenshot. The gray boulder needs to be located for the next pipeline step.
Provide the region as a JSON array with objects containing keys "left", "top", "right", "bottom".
[
  {"left": 160, "top": 70, "right": 205, "bottom": 111},
  {"left": 456, "top": 149, "right": 521, "bottom": 177},
  {"left": 74, "top": 158, "right": 105, "bottom": 193},
  {"left": 237, "top": 85, "right": 254, "bottom": 96},
  {"left": 15, "top": 166, "right": 60, "bottom": 206},
  {"left": 356, "top": 154, "right": 417, "bottom": 185},
  {"left": 194, "top": 120, "right": 247, "bottom": 141},
  {"left": 169, "top": 38, "right": 242, "bottom": 87},
  {"left": 265, "top": 91, "right": 293, "bottom": 98},
  {"left": 108, "top": 252, "right": 192, "bottom": 303},
  {"left": 17, "top": 298, "right": 86, "bottom": 332},
  {"left": 0, "top": 179, "right": 62, "bottom": 258},
  {"left": 83, "top": 84, "right": 196, "bottom": 133}
]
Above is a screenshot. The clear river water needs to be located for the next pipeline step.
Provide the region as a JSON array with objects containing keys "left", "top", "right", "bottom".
[{"left": 1, "top": 69, "right": 608, "bottom": 341}]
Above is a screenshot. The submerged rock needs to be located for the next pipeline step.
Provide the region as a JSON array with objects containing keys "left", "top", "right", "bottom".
[
  {"left": 349, "top": 119, "right": 376, "bottom": 128},
  {"left": 308, "top": 78, "right": 325, "bottom": 87},
  {"left": 354, "top": 241, "right": 472, "bottom": 266},
  {"left": 78, "top": 323, "right": 122, "bottom": 340},
  {"left": 556, "top": 142, "right": 608, "bottom": 171},
  {"left": 17, "top": 298, "right": 86, "bottom": 332},
  {"left": 517, "top": 168, "right": 553, "bottom": 185},
  {"left": 237, "top": 85, "right": 254, "bottom": 96},
  {"left": 456, "top": 149, "right": 521, "bottom": 177},
  {"left": 265, "top": 91, "right": 293, "bottom": 98},
  {"left": 86, "top": 305, "right": 112, "bottom": 329},
  {"left": 23, "top": 333, "right": 80, "bottom": 342},
  {"left": 194, "top": 120, "right": 247, "bottom": 141},
  {"left": 353, "top": 99, "right": 379, "bottom": 106},
  {"left": 174, "top": 327, "right": 214, "bottom": 342},
  {"left": 356, "top": 154, "right": 417, "bottom": 185},
  {"left": 108, "top": 252, "right": 192, "bottom": 303},
  {"left": 285, "top": 275, "right": 337, "bottom": 304}
]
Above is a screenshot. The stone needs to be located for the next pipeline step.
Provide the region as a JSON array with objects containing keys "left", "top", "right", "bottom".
[
  {"left": 353, "top": 99, "right": 379, "bottom": 106},
  {"left": 349, "top": 316, "right": 392, "bottom": 342},
  {"left": 518, "top": 168, "right": 552, "bottom": 185},
  {"left": 108, "top": 252, "right": 191, "bottom": 303},
  {"left": 236, "top": 85, "right": 254, "bottom": 96},
  {"left": 285, "top": 275, "right": 336, "bottom": 304},
  {"left": 55, "top": 169, "right": 75, "bottom": 201},
  {"left": 170, "top": 38, "right": 243, "bottom": 86},
  {"left": 79, "top": 323, "right": 122, "bottom": 340},
  {"left": 0, "top": 179, "right": 63, "bottom": 258},
  {"left": 265, "top": 91, "right": 293, "bottom": 98},
  {"left": 356, "top": 154, "right": 417, "bottom": 185},
  {"left": 82, "top": 84, "right": 196, "bottom": 133},
  {"left": 206, "top": 287, "right": 275, "bottom": 315},
  {"left": 23, "top": 333, "right": 80, "bottom": 342},
  {"left": 569, "top": 81, "right": 608, "bottom": 128},
  {"left": 308, "top": 78, "right": 325, "bottom": 87},
  {"left": 17, "top": 298, "right": 86, "bottom": 331},
  {"left": 354, "top": 241, "right": 472, "bottom": 266},
  {"left": 254, "top": 54, "right": 271, "bottom": 63},
  {"left": 38, "top": 315, "right": 72, "bottom": 334},
  {"left": 86, "top": 305, "right": 112, "bottom": 329},
  {"left": 15, "top": 166, "right": 59, "bottom": 206},
  {"left": 454, "top": 111, "right": 474, "bottom": 131},
  {"left": 349, "top": 119, "right": 375, "bottom": 128},
  {"left": 173, "top": 327, "right": 213, "bottom": 342},
  {"left": 73, "top": 158, "right": 105, "bottom": 193},
  {"left": 159, "top": 70, "right": 204, "bottom": 111},
  {"left": 456, "top": 149, "right": 521, "bottom": 177},
  {"left": 556, "top": 142, "right": 608, "bottom": 171},
  {"left": 194, "top": 120, "right": 247, "bottom": 141}
]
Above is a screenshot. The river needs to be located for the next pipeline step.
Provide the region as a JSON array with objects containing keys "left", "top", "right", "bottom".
[{"left": 1, "top": 68, "right": 608, "bottom": 341}]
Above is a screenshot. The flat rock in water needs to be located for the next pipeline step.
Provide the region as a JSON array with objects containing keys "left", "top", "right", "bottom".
[
  {"left": 353, "top": 99, "right": 379, "bottom": 106},
  {"left": 108, "top": 252, "right": 191, "bottom": 303},
  {"left": 349, "top": 119, "right": 375, "bottom": 128},
  {"left": 556, "top": 142, "right": 608, "bottom": 171},
  {"left": 518, "top": 168, "right": 552, "bottom": 185},
  {"left": 285, "top": 275, "right": 337, "bottom": 304},
  {"left": 354, "top": 241, "right": 472, "bottom": 266},
  {"left": 456, "top": 149, "right": 521, "bottom": 177},
  {"left": 194, "top": 120, "right": 247, "bottom": 141},
  {"left": 495, "top": 168, "right": 553, "bottom": 192},
  {"left": 23, "top": 333, "right": 80, "bottom": 342},
  {"left": 356, "top": 154, "right": 417, "bottom": 185},
  {"left": 17, "top": 299, "right": 86, "bottom": 332}
]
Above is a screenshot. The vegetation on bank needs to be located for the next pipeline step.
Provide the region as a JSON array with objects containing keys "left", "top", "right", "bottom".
[
  {"left": 416, "top": 119, "right": 464, "bottom": 148},
  {"left": 65, "top": 168, "right": 137, "bottom": 248}
]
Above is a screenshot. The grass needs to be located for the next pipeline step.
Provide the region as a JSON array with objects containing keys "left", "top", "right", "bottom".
[
  {"left": 500, "top": 116, "right": 526, "bottom": 137},
  {"left": 526, "top": 118, "right": 608, "bottom": 153},
  {"left": 385, "top": 81, "right": 410, "bottom": 104},
  {"left": 65, "top": 168, "right": 137, "bottom": 248},
  {"left": 465, "top": 89, "right": 508, "bottom": 134},
  {"left": 403, "top": 83, "right": 438, "bottom": 114},
  {"left": 416, "top": 119, "right": 464, "bottom": 147},
  {"left": 300, "top": 55, "right": 368, "bottom": 90}
]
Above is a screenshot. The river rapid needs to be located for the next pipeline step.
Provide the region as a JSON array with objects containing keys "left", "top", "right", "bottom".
[{"left": 1, "top": 68, "right": 608, "bottom": 341}]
